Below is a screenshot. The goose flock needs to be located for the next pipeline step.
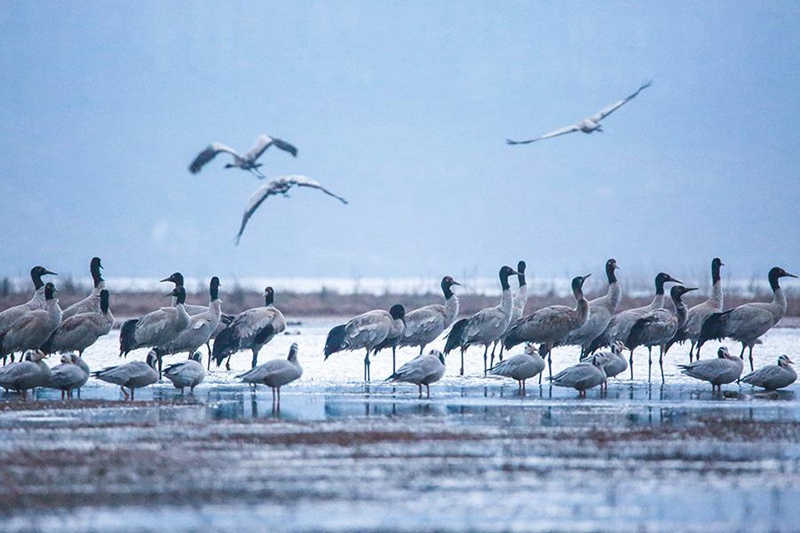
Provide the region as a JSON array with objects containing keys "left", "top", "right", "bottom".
[{"left": 0, "top": 256, "right": 796, "bottom": 403}]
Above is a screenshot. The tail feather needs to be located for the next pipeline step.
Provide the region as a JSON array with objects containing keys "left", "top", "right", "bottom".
[
  {"left": 626, "top": 315, "right": 657, "bottom": 351},
  {"left": 585, "top": 330, "right": 609, "bottom": 355},
  {"left": 119, "top": 319, "right": 139, "bottom": 357},
  {"left": 664, "top": 325, "right": 688, "bottom": 356},
  {"left": 40, "top": 331, "right": 55, "bottom": 355},
  {"left": 697, "top": 310, "right": 732, "bottom": 348},
  {"left": 444, "top": 319, "right": 468, "bottom": 355},
  {"left": 324, "top": 324, "right": 348, "bottom": 359},
  {"left": 212, "top": 326, "right": 239, "bottom": 367},
  {"left": 502, "top": 322, "right": 525, "bottom": 350}
]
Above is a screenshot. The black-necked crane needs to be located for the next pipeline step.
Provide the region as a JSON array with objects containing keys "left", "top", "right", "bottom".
[
  {"left": 324, "top": 304, "right": 405, "bottom": 382},
  {"left": 444, "top": 265, "right": 520, "bottom": 376},
  {"left": 665, "top": 258, "right": 724, "bottom": 362},
  {"left": 697, "top": 266, "right": 797, "bottom": 371},
  {"left": 157, "top": 277, "right": 222, "bottom": 362},
  {"left": 560, "top": 259, "right": 621, "bottom": 358},
  {"left": 0, "top": 266, "right": 57, "bottom": 340},
  {"left": 236, "top": 175, "right": 348, "bottom": 245},
  {"left": 491, "top": 260, "right": 528, "bottom": 368},
  {"left": 503, "top": 274, "right": 591, "bottom": 381},
  {"left": 507, "top": 80, "right": 652, "bottom": 145},
  {"left": 119, "top": 286, "right": 191, "bottom": 377},
  {"left": 189, "top": 133, "right": 297, "bottom": 179},
  {"left": 42, "top": 289, "right": 114, "bottom": 356},
  {"left": 212, "top": 286, "right": 286, "bottom": 370},
  {"left": 626, "top": 285, "right": 698, "bottom": 383},
  {"left": 0, "top": 283, "right": 62, "bottom": 365},
  {"left": 62, "top": 257, "right": 105, "bottom": 319}
]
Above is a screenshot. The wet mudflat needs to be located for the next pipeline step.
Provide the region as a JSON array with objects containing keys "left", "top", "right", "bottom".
[{"left": 0, "top": 324, "right": 799, "bottom": 532}]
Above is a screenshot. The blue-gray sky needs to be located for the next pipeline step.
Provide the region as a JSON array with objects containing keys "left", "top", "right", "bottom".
[{"left": 2, "top": 2, "right": 799, "bottom": 285}]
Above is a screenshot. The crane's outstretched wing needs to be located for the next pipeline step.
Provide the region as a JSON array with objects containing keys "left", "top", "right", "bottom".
[
  {"left": 189, "top": 143, "right": 242, "bottom": 174},
  {"left": 589, "top": 80, "right": 652, "bottom": 123},
  {"left": 286, "top": 175, "right": 349, "bottom": 205},
  {"left": 506, "top": 124, "right": 581, "bottom": 145},
  {"left": 244, "top": 134, "right": 299, "bottom": 162},
  {"left": 235, "top": 175, "right": 348, "bottom": 245}
]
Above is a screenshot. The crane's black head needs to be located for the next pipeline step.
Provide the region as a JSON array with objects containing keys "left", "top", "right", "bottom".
[
  {"left": 516, "top": 261, "right": 527, "bottom": 286},
  {"left": 44, "top": 282, "right": 57, "bottom": 300},
  {"left": 499, "top": 266, "right": 519, "bottom": 291},
  {"left": 209, "top": 277, "right": 221, "bottom": 300},
  {"left": 31, "top": 266, "right": 58, "bottom": 288},
  {"left": 605, "top": 259, "right": 618, "bottom": 283},
  {"left": 670, "top": 285, "right": 698, "bottom": 302},
  {"left": 571, "top": 274, "right": 591, "bottom": 294},
  {"left": 768, "top": 267, "right": 797, "bottom": 290},
  {"left": 711, "top": 258, "right": 723, "bottom": 283},
  {"left": 264, "top": 286, "right": 275, "bottom": 306},
  {"left": 441, "top": 276, "right": 460, "bottom": 298},
  {"left": 654, "top": 272, "right": 681, "bottom": 294},
  {"left": 160, "top": 272, "right": 184, "bottom": 286},
  {"left": 99, "top": 289, "right": 110, "bottom": 312},
  {"left": 389, "top": 304, "right": 405, "bottom": 320},
  {"left": 90, "top": 257, "right": 104, "bottom": 285}
]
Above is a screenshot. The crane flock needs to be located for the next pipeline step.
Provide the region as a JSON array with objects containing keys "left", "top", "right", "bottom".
[{"left": 0, "top": 255, "right": 796, "bottom": 403}]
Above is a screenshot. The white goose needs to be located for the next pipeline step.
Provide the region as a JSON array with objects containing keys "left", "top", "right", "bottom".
[
  {"left": 0, "top": 350, "right": 51, "bottom": 400},
  {"left": 238, "top": 343, "right": 302, "bottom": 407},
  {"left": 741, "top": 355, "right": 796, "bottom": 391},
  {"left": 549, "top": 355, "right": 607, "bottom": 397},
  {"left": 93, "top": 351, "right": 159, "bottom": 400},
  {"left": 163, "top": 352, "right": 206, "bottom": 394},
  {"left": 679, "top": 346, "right": 743, "bottom": 393},
  {"left": 62, "top": 257, "right": 105, "bottom": 319},
  {"left": 489, "top": 343, "right": 545, "bottom": 395},
  {"left": 189, "top": 133, "right": 297, "bottom": 178},
  {"left": 386, "top": 349, "right": 446, "bottom": 399},
  {"left": 47, "top": 354, "right": 90, "bottom": 400}
]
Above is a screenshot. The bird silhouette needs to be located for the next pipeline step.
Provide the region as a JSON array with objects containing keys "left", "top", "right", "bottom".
[{"left": 507, "top": 80, "right": 652, "bottom": 145}]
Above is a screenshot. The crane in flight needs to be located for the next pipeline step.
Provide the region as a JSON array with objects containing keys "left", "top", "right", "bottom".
[
  {"left": 236, "top": 175, "right": 348, "bottom": 244},
  {"left": 189, "top": 134, "right": 298, "bottom": 178},
  {"left": 507, "top": 80, "right": 652, "bottom": 145}
]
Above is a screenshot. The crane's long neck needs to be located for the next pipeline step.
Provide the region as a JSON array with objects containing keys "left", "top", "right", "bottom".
[
  {"left": 512, "top": 284, "right": 528, "bottom": 320},
  {"left": 708, "top": 261, "right": 723, "bottom": 311},
  {"left": 649, "top": 277, "right": 667, "bottom": 310},
  {"left": 674, "top": 296, "right": 690, "bottom": 329},
  {"left": 499, "top": 273, "right": 514, "bottom": 318},
  {"left": 444, "top": 291, "right": 459, "bottom": 328},
  {"left": 770, "top": 286, "right": 788, "bottom": 320},
  {"left": 574, "top": 287, "right": 589, "bottom": 323}
]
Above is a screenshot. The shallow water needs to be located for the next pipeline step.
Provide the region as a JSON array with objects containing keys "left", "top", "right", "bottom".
[{"left": 0, "top": 322, "right": 798, "bottom": 532}]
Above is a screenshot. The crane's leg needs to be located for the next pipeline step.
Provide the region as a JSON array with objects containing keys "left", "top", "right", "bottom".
[
  {"left": 489, "top": 341, "right": 497, "bottom": 370},
  {"left": 629, "top": 349, "right": 635, "bottom": 380},
  {"left": 647, "top": 346, "right": 653, "bottom": 383},
  {"left": 225, "top": 354, "right": 232, "bottom": 371},
  {"left": 392, "top": 346, "right": 397, "bottom": 375},
  {"left": 251, "top": 349, "right": 259, "bottom": 369},
  {"left": 460, "top": 347, "right": 466, "bottom": 376},
  {"left": 748, "top": 344, "right": 755, "bottom": 372},
  {"left": 418, "top": 384, "right": 423, "bottom": 399},
  {"left": 364, "top": 349, "right": 371, "bottom": 382},
  {"left": 483, "top": 345, "right": 489, "bottom": 375},
  {"left": 688, "top": 341, "right": 696, "bottom": 363},
  {"left": 206, "top": 342, "right": 213, "bottom": 370},
  {"left": 659, "top": 344, "right": 666, "bottom": 384},
  {"left": 738, "top": 343, "right": 746, "bottom": 360},
  {"left": 499, "top": 342, "right": 506, "bottom": 362},
  {"left": 426, "top": 384, "right": 431, "bottom": 399},
  {"left": 546, "top": 344, "right": 553, "bottom": 380}
]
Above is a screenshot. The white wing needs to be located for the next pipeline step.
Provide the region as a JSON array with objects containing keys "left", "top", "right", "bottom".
[
  {"left": 506, "top": 124, "right": 581, "bottom": 145},
  {"left": 244, "top": 134, "right": 298, "bottom": 162},
  {"left": 235, "top": 175, "right": 348, "bottom": 244},
  {"left": 189, "top": 142, "right": 243, "bottom": 174},
  {"left": 589, "top": 80, "right": 652, "bottom": 123}
]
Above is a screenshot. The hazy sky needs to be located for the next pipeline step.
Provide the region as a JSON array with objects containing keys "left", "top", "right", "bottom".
[{"left": 2, "top": 2, "right": 799, "bottom": 288}]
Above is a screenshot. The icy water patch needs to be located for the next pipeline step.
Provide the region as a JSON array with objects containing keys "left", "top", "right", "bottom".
[{"left": 0, "top": 324, "right": 799, "bottom": 531}]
